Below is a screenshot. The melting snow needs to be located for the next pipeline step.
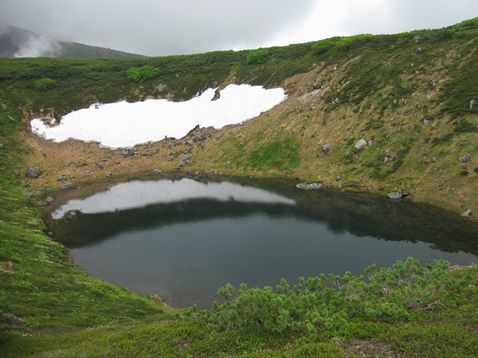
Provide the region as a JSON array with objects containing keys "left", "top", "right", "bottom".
[
  {"left": 31, "top": 84, "right": 286, "bottom": 148},
  {"left": 51, "top": 178, "right": 296, "bottom": 219}
]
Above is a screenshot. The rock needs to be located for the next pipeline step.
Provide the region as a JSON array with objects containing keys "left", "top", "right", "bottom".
[
  {"left": 152, "top": 169, "right": 162, "bottom": 175},
  {"left": 296, "top": 182, "right": 324, "bottom": 191},
  {"left": 1, "top": 313, "right": 24, "bottom": 327},
  {"left": 26, "top": 192, "right": 34, "bottom": 199},
  {"left": 321, "top": 143, "right": 331, "bottom": 155},
  {"left": 354, "top": 139, "right": 368, "bottom": 151},
  {"left": 57, "top": 175, "right": 66, "bottom": 182},
  {"left": 459, "top": 153, "right": 471, "bottom": 163},
  {"left": 45, "top": 196, "right": 54, "bottom": 204},
  {"left": 106, "top": 171, "right": 113, "bottom": 178},
  {"left": 154, "top": 83, "right": 167, "bottom": 93},
  {"left": 470, "top": 99, "right": 478, "bottom": 111},
  {"left": 187, "top": 139, "right": 194, "bottom": 146},
  {"left": 25, "top": 167, "right": 42, "bottom": 179},
  {"left": 212, "top": 89, "right": 221, "bottom": 101},
  {"left": 336, "top": 176, "right": 343, "bottom": 181},
  {"left": 121, "top": 148, "right": 135, "bottom": 158},
  {"left": 65, "top": 210, "right": 79, "bottom": 220},
  {"left": 61, "top": 182, "right": 77, "bottom": 190},
  {"left": 387, "top": 190, "right": 409, "bottom": 200},
  {"left": 462, "top": 209, "right": 472, "bottom": 218},
  {"left": 176, "top": 154, "right": 191, "bottom": 169},
  {"left": 96, "top": 161, "right": 106, "bottom": 169},
  {"left": 415, "top": 47, "right": 422, "bottom": 54},
  {"left": 0, "top": 142, "right": 4, "bottom": 149}
]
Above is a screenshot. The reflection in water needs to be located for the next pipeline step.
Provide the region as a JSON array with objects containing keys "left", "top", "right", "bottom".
[{"left": 50, "top": 178, "right": 478, "bottom": 308}]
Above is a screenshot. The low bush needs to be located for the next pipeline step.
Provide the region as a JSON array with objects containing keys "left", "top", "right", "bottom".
[
  {"left": 246, "top": 48, "right": 269, "bottom": 65},
  {"left": 34, "top": 77, "right": 56, "bottom": 90},
  {"left": 204, "top": 258, "right": 461, "bottom": 336},
  {"left": 125, "top": 65, "right": 160, "bottom": 82}
]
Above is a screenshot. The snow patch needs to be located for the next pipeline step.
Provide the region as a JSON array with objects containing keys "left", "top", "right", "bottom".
[{"left": 31, "top": 84, "right": 286, "bottom": 148}]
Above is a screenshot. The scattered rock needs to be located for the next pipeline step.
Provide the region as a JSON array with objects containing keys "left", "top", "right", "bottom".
[
  {"left": 121, "top": 148, "right": 135, "bottom": 158},
  {"left": 57, "top": 175, "right": 66, "bottom": 182},
  {"left": 462, "top": 209, "right": 472, "bottom": 218},
  {"left": 296, "top": 182, "right": 324, "bottom": 191},
  {"left": 187, "top": 139, "right": 194, "bottom": 146},
  {"left": 61, "top": 182, "right": 77, "bottom": 190},
  {"left": 176, "top": 154, "right": 191, "bottom": 169},
  {"left": 25, "top": 167, "right": 42, "bottom": 179},
  {"left": 321, "top": 143, "right": 331, "bottom": 155},
  {"left": 459, "top": 153, "right": 471, "bottom": 163},
  {"left": 354, "top": 139, "right": 368, "bottom": 151},
  {"left": 470, "top": 99, "right": 478, "bottom": 111},
  {"left": 154, "top": 83, "right": 167, "bottom": 93},
  {"left": 96, "top": 161, "right": 106, "bottom": 169},
  {"left": 65, "top": 210, "right": 79, "bottom": 220},
  {"left": 387, "top": 190, "right": 409, "bottom": 200},
  {"left": 212, "top": 89, "right": 221, "bottom": 101},
  {"left": 1, "top": 313, "right": 24, "bottom": 327},
  {"left": 152, "top": 169, "right": 162, "bottom": 175},
  {"left": 415, "top": 47, "right": 422, "bottom": 54}
]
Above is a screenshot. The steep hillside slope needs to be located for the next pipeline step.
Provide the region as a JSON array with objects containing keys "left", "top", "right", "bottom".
[{"left": 0, "top": 24, "right": 145, "bottom": 59}]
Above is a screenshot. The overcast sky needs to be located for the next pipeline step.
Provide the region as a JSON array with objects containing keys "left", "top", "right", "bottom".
[{"left": 1, "top": 0, "right": 477, "bottom": 56}]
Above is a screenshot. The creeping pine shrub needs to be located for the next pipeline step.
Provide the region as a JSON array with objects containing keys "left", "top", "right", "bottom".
[
  {"left": 34, "top": 78, "right": 56, "bottom": 90},
  {"left": 125, "top": 65, "right": 160, "bottom": 82},
  {"left": 246, "top": 48, "right": 269, "bottom": 65},
  {"left": 203, "top": 258, "right": 459, "bottom": 336}
]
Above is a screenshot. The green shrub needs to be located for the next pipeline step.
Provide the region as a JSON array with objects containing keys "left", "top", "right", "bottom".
[
  {"left": 34, "top": 78, "right": 56, "bottom": 90},
  {"left": 336, "top": 34, "right": 374, "bottom": 50},
  {"left": 246, "top": 48, "right": 269, "bottom": 65},
  {"left": 204, "top": 259, "right": 459, "bottom": 336},
  {"left": 125, "top": 65, "right": 160, "bottom": 82},
  {"left": 310, "top": 38, "right": 338, "bottom": 55}
]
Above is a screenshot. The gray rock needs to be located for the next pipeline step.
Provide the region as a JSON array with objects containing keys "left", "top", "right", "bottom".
[
  {"left": 462, "top": 209, "right": 472, "bottom": 218},
  {"left": 57, "top": 175, "right": 66, "bottom": 182},
  {"left": 459, "top": 153, "right": 471, "bottom": 163},
  {"left": 296, "top": 182, "right": 324, "bottom": 191},
  {"left": 470, "top": 99, "right": 478, "bottom": 111},
  {"left": 1, "top": 313, "right": 24, "bottom": 327},
  {"left": 25, "top": 167, "right": 42, "bottom": 179},
  {"left": 387, "top": 190, "right": 409, "bottom": 200},
  {"left": 45, "top": 196, "right": 54, "bottom": 204},
  {"left": 62, "top": 182, "right": 77, "bottom": 190},
  {"left": 322, "top": 143, "right": 331, "bottom": 155},
  {"left": 415, "top": 47, "right": 422, "bottom": 54},
  {"left": 211, "top": 89, "right": 221, "bottom": 101},
  {"left": 176, "top": 154, "right": 191, "bottom": 169},
  {"left": 96, "top": 161, "right": 106, "bottom": 169},
  {"left": 121, "top": 148, "right": 135, "bottom": 158},
  {"left": 187, "top": 139, "right": 194, "bottom": 146},
  {"left": 354, "top": 139, "right": 368, "bottom": 151},
  {"left": 152, "top": 168, "right": 162, "bottom": 175}
]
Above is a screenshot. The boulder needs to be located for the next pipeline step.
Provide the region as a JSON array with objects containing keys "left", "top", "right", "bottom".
[
  {"left": 61, "top": 182, "right": 77, "bottom": 190},
  {"left": 121, "top": 148, "right": 135, "bottom": 158},
  {"left": 459, "top": 153, "right": 471, "bottom": 163},
  {"left": 462, "top": 209, "right": 472, "bottom": 218},
  {"left": 321, "top": 143, "right": 331, "bottom": 155},
  {"left": 470, "top": 99, "right": 478, "bottom": 111},
  {"left": 176, "top": 154, "right": 191, "bottom": 169},
  {"left": 387, "top": 191, "right": 404, "bottom": 200},
  {"left": 25, "top": 167, "right": 42, "bottom": 179},
  {"left": 354, "top": 139, "right": 368, "bottom": 151},
  {"left": 212, "top": 89, "right": 221, "bottom": 101},
  {"left": 296, "top": 182, "right": 324, "bottom": 191}
]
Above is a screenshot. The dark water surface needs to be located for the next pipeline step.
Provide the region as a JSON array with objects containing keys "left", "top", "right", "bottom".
[{"left": 50, "top": 178, "right": 478, "bottom": 307}]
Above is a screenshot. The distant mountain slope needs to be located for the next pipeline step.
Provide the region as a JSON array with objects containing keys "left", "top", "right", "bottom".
[{"left": 0, "top": 24, "right": 145, "bottom": 59}]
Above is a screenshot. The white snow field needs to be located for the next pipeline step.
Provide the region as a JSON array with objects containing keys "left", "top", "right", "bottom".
[
  {"left": 51, "top": 178, "right": 296, "bottom": 219},
  {"left": 31, "top": 84, "right": 286, "bottom": 148}
]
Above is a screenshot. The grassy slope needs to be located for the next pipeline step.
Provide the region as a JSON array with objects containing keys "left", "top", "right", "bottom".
[{"left": 1, "top": 19, "right": 478, "bottom": 356}]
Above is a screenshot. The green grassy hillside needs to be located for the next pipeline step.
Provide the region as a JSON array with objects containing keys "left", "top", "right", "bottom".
[{"left": 1, "top": 18, "right": 478, "bottom": 357}]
